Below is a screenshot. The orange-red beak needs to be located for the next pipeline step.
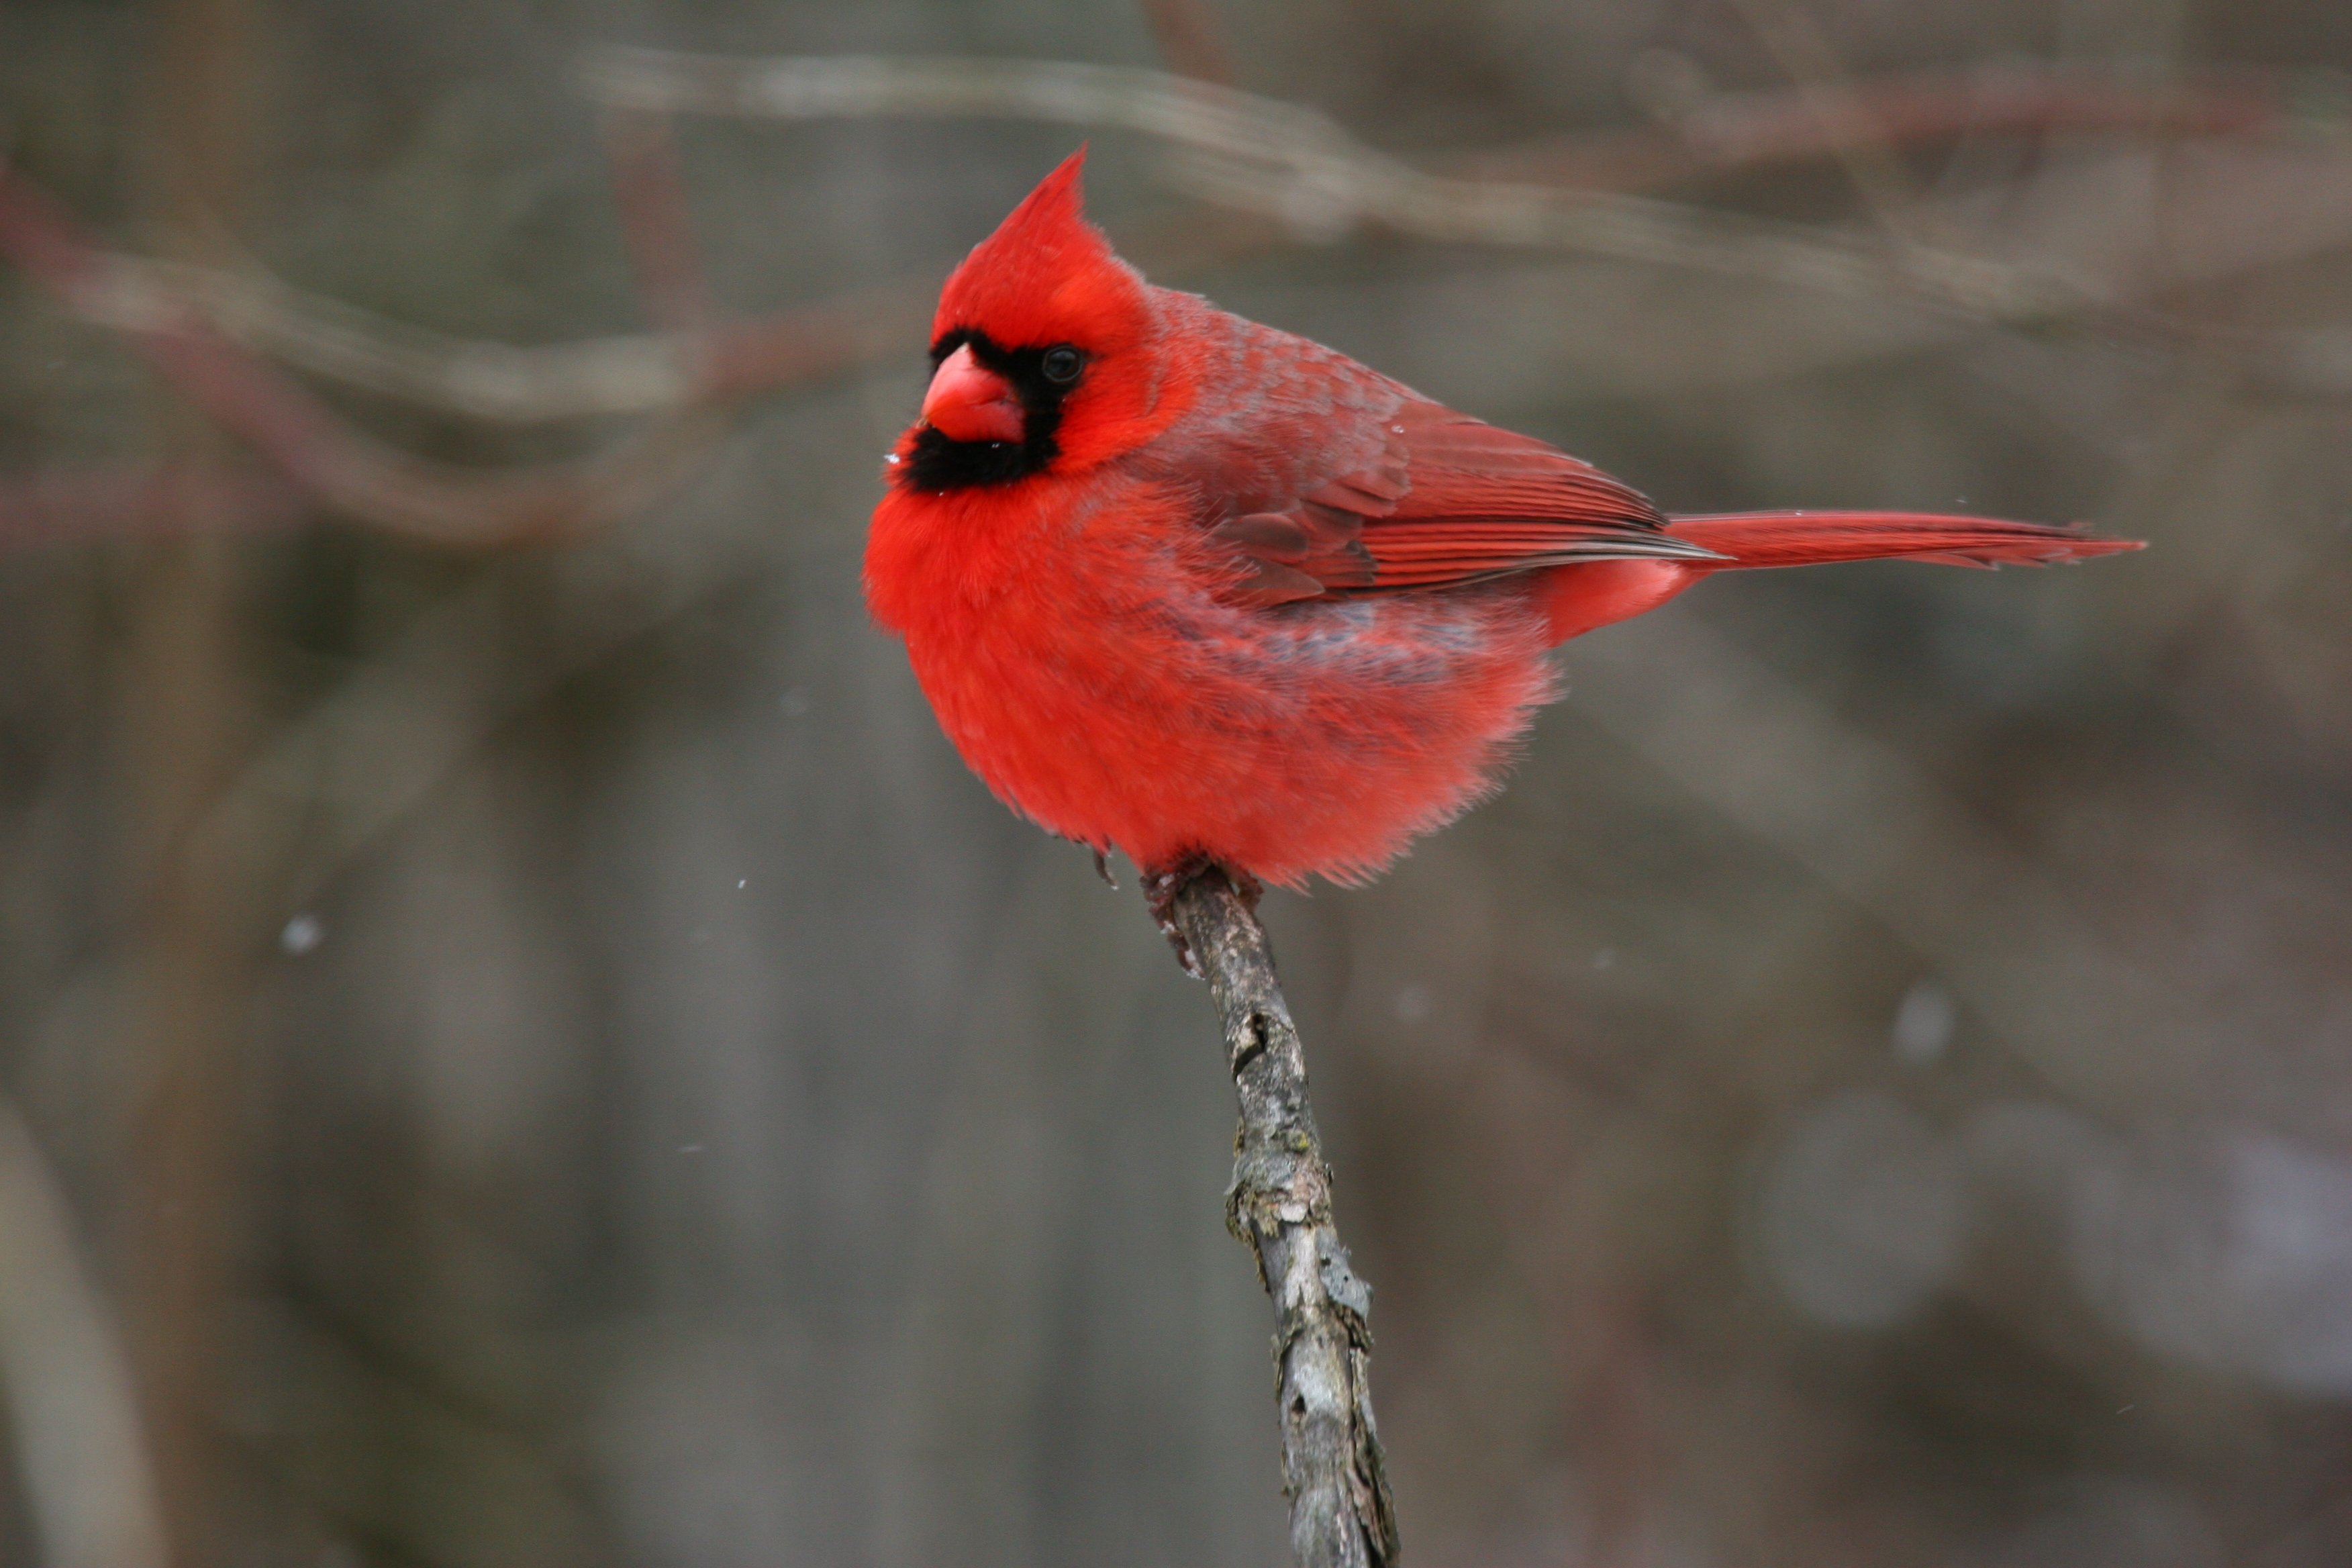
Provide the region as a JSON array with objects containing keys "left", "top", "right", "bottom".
[{"left": 921, "top": 344, "right": 1025, "bottom": 444}]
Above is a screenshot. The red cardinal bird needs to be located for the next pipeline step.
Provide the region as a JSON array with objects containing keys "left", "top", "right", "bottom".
[{"left": 866, "top": 150, "right": 2137, "bottom": 936}]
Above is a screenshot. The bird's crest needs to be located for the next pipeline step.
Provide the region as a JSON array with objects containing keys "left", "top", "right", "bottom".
[{"left": 933, "top": 147, "right": 1146, "bottom": 350}]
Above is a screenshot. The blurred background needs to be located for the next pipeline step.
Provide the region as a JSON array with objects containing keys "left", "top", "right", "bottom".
[{"left": 3, "top": 0, "right": 2350, "bottom": 1564}]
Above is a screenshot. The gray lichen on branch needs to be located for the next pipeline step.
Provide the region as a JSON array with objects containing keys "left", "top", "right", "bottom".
[{"left": 1169, "top": 869, "right": 1400, "bottom": 1568}]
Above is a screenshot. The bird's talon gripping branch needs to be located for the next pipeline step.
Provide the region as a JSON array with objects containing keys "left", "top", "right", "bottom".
[
  {"left": 1146, "top": 860, "right": 1267, "bottom": 975},
  {"left": 1144, "top": 854, "right": 1229, "bottom": 975},
  {"left": 1091, "top": 846, "right": 1119, "bottom": 891}
]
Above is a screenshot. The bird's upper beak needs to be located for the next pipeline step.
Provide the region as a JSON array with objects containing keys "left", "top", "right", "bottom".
[{"left": 921, "top": 344, "right": 1026, "bottom": 444}]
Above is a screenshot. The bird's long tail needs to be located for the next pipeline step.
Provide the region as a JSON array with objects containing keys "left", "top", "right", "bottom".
[
  {"left": 1665, "top": 509, "right": 2143, "bottom": 570},
  {"left": 1537, "top": 510, "right": 2140, "bottom": 644}
]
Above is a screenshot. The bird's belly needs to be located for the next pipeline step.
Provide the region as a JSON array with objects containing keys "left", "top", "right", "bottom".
[{"left": 905, "top": 581, "right": 1560, "bottom": 886}]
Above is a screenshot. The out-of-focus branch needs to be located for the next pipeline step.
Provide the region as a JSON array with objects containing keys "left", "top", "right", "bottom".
[
  {"left": 1169, "top": 871, "right": 1399, "bottom": 1568},
  {"left": 124, "top": 310, "right": 726, "bottom": 546},
  {"left": 1718, "top": 0, "right": 1924, "bottom": 240},
  {"left": 0, "top": 1102, "right": 172, "bottom": 1568},
  {"left": 577, "top": 49, "right": 2117, "bottom": 320},
  {"left": 68, "top": 248, "right": 704, "bottom": 419},
  {"left": 0, "top": 465, "right": 306, "bottom": 544},
  {"left": 10, "top": 60, "right": 2342, "bottom": 443},
  {"left": 124, "top": 6, "right": 264, "bottom": 1561},
  {"left": 0, "top": 158, "right": 726, "bottom": 545},
  {"left": 52, "top": 243, "right": 932, "bottom": 424},
  {"left": 597, "top": 107, "right": 716, "bottom": 330},
  {"left": 1480, "top": 62, "right": 2300, "bottom": 191},
  {"left": 3, "top": 51, "right": 2345, "bottom": 560},
  {"left": 1138, "top": 0, "right": 1238, "bottom": 87}
]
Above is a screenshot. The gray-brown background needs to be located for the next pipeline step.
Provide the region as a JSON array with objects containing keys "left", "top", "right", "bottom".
[{"left": 3, "top": 0, "right": 2351, "bottom": 1564}]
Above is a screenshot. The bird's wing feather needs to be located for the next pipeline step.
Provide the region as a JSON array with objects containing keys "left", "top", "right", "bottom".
[{"left": 1182, "top": 334, "right": 1721, "bottom": 605}]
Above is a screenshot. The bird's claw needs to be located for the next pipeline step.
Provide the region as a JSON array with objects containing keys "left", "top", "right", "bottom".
[{"left": 1142, "top": 855, "right": 1261, "bottom": 978}]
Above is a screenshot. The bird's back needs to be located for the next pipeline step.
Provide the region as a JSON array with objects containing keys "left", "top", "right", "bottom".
[{"left": 1130, "top": 288, "right": 1413, "bottom": 522}]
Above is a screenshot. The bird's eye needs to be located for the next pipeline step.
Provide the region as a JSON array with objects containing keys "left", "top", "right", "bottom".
[{"left": 1040, "top": 346, "right": 1084, "bottom": 385}]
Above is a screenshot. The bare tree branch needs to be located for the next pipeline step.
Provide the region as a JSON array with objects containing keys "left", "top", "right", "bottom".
[
  {"left": 77, "top": 245, "right": 928, "bottom": 424},
  {"left": 575, "top": 48, "right": 2109, "bottom": 320},
  {"left": 1138, "top": 0, "right": 1238, "bottom": 87},
  {"left": 0, "top": 464, "right": 306, "bottom": 544},
  {"left": 0, "top": 157, "right": 727, "bottom": 545},
  {"left": 3, "top": 53, "right": 2347, "bottom": 560},
  {"left": 1170, "top": 871, "right": 1399, "bottom": 1568},
  {"left": 77, "top": 248, "right": 709, "bottom": 419},
  {"left": 9, "top": 60, "right": 2342, "bottom": 444},
  {"left": 597, "top": 105, "right": 718, "bottom": 330},
  {"left": 122, "top": 5, "right": 266, "bottom": 1555},
  {"left": 1719, "top": 0, "right": 1926, "bottom": 252},
  {"left": 0, "top": 1102, "right": 173, "bottom": 1568}
]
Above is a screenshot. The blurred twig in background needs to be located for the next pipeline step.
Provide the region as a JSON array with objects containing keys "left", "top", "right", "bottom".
[
  {"left": 595, "top": 107, "right": 718, "bottom": 334},
  {"left": 1136, "top": 0, "right": 1237, "bottom": 87},
  {"left": 0, "top": 160, "right": 728, "bottom": 545},
  {"left": 0, "top": 1102, "right": 171, "bottom": 1568},
  {"left": 119, "top": 2, "right": 262, "bottom": 1560},
  {"left": 578, "top": 50, "right": 2088, "bottom": 317}
]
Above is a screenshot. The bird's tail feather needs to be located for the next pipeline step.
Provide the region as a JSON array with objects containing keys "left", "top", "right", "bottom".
[{"left": 1664, "top": 510, "right": 2142, "bottom": 571}]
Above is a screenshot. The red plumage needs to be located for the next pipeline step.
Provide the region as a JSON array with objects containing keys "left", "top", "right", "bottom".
[{"left": 865, "top": 150, "right": 2139, "bottom": 889}]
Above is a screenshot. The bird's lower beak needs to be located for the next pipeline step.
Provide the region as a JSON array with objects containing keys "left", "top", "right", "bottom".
[{"left": 921, "top": 344, "right": 1026, "bottom": 444}]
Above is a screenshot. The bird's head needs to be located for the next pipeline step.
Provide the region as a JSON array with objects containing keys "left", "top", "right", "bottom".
[{"left": 895, "top": 148, "right": 1176, "bottom": 492}]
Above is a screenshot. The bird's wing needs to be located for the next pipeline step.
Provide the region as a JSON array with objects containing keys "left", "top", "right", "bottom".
[{"left": 1203, "top": 391, "right": 1723, "bottom": 608}]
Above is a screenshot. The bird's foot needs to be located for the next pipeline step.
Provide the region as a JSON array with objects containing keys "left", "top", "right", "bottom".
[
  {"left": 1056, "top": 834, "right": 1121, "bottom": 890},
  {"left": 1142, "top": 854, "right": 1262, "bottom": 978}
]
